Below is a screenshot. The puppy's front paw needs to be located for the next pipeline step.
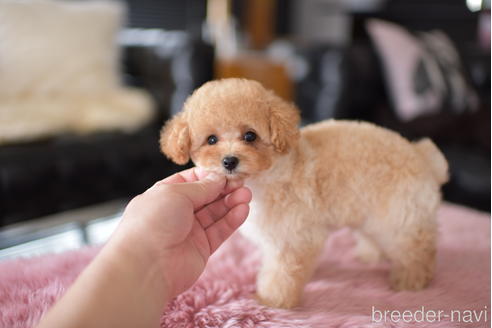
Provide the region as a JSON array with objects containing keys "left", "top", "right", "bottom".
[
  {"left": 255, "top": 269, "right": 304, "bottom": 309},
  {"left": 255, "top": 291, "right": 300, "bottom": 309}
]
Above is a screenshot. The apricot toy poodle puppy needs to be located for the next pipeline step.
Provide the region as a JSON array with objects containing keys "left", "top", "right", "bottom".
[{"left": 160, "top": 78, "right": 448, "bottom": 309}]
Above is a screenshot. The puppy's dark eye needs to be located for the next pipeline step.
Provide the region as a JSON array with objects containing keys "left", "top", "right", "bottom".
[
  {"left": 207, "top": 135, "right": 218, "bottom": 145},
  {"left": 244, "top": 131, "right": 257, "bottom": 143}
]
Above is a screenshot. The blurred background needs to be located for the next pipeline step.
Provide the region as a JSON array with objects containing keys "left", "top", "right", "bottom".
[{"left": 0, "top": 0, "right": 489, "bottom": 257}]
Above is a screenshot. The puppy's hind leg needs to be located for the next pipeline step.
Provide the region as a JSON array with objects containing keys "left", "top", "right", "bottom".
[
  {"left": 369, "top": 211, "right": 437, "bottom": 291},
  {"left": 387, "top": 223, "right": 437, "bottom": 291}
]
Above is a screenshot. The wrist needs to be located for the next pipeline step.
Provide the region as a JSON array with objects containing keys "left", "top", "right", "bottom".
[
  {"left": 104, "top": 235, "right": 172, "bottom": 303},
  {"left": 38, "top": 235, "right": 172, "bottom": 328}
]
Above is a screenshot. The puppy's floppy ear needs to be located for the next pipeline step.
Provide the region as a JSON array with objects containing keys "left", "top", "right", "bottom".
[
  {"left": 268, "top": 92, "right": 301, "bottom": 153},
  {"left": 159, "top": 113, "right": 191, "bottom": 165}
]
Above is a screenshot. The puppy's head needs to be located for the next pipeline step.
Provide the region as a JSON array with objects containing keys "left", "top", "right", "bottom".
[{"left": 160, "top": 78, "right": 300, "bottom": 178}]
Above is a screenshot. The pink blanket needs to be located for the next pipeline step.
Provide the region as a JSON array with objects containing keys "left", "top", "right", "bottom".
[{"left": 0, "top": 203, "right": 490, "bottom": 328}]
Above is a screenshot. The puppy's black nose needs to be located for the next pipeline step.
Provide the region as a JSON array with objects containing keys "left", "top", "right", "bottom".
[{"left": 222, "top": 156, "right": 239, "bottom": 171}]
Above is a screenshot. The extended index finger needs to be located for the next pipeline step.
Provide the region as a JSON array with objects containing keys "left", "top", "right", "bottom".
[
  {"left": 151, "top": 167, "right": 201, "bottom": 188},
  {"left": 151, "top": 167, "right": 244, "bottom": 203},
  {"left": 162, "top": 168, "right": 200, "bottom": 184}
]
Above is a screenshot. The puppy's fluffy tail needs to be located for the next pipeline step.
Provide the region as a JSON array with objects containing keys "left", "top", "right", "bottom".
[{"left": 414, "top": 138, "right": 449, "bottom": 185}]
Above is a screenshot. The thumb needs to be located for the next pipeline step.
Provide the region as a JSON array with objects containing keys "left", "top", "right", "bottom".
[{"left": 166, "top": 173, "right": 226, "bottom": 210}]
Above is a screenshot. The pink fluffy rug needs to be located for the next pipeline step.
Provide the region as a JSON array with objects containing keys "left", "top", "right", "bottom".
[{"left": 0, "top": 203, "right": 490, "bottom": 328}]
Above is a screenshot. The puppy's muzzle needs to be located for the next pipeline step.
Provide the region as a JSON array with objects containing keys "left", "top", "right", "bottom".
[{"left": 222, "top": 156, "right": 239, "bottom": 171}]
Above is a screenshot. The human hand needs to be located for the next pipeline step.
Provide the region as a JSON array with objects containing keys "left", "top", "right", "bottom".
[
  {"left": 109, "top": 167, "right": 252, "bottom": 297},
  {"left": 36, "top": 169, "right": 251, "bottom": 328}
]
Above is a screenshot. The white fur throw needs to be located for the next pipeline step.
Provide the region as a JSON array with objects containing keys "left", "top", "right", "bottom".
[{"left": 0, "top": 0, "right": 154, "bottom": 144}]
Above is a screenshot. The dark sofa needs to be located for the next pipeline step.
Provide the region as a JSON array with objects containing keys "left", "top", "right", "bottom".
[{"left": 294, "top": 15, "right": 490, "bottom": 212}]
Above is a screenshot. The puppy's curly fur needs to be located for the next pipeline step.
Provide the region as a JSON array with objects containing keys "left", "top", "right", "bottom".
[{"left": 160, "top": 78, "right": 448, "bottom": 309}]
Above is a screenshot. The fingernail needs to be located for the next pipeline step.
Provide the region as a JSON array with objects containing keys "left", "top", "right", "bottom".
[
  {"left": 227, "top": 178, "right": 243, "bottom": 190},
  {"left": 205, "top": 172, "right": 222, "bottom": 181},
  {"left": 195, "top": 167, "right": 208, "bottom": 179}
]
